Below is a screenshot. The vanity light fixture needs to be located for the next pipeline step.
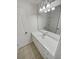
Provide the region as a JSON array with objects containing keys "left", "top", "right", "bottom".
[{"left": 39, "top": 0, "right": 55, "bottom": 13}]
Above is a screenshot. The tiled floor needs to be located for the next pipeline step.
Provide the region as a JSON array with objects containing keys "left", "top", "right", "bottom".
[{"left": 17, "top": 42, "right": 43, "bottom": 59}]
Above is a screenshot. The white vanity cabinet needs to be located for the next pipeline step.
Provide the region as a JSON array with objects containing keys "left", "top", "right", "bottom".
[
  {"left": 32, "top": 36, "right": 54, "bottom": 59},
  {"left": 32, "top": 31, "right": 60, "bottom": 59}
]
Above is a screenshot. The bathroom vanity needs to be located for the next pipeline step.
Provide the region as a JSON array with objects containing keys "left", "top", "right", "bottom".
[{"left": 32, "top": 30, "right": 60, "bottom": 59}]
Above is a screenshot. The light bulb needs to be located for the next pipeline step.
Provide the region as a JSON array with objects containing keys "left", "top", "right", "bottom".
[
  {"left": 43, "top": 6, "right": 45, "bottom": 10},
  {"left": 51, "top": 7, "right": 55, "bottom": 11},
  {"left": 46, "top": 3, "right": 50, "bottom": 8},
  {"left": 39, "top": 8, "right": 43, "bottom": 13},
  {"left": 39, "top": 8, "right": 42, "bottom": 12},
  {"left": 48, "top": 9, "right": 50, "bottom": 12},
  {"left": 46, "top": 3, "right": 51, "bottom": 12}
]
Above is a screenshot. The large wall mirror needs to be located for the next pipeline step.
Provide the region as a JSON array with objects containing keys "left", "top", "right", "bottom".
[{"left": 37, "top": 3, "right": 61, "bottom": 35}]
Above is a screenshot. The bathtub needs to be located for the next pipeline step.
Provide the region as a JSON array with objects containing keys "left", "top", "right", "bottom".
[{"left": 32, "top": 29, "right": 60, "bottom": 59}]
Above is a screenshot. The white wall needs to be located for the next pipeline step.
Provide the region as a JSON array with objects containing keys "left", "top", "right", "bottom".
[{"left": 17, "top": 0, "right": 38, "bottom": 49}]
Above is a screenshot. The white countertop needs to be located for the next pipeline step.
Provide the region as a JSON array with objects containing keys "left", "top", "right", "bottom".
[{"left": 32, "top": 31, "right": 60, "bottom": 56}]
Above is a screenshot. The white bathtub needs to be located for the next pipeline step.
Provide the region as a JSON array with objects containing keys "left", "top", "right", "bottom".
[{"left": 32, "top": 30, "right": 60, "bottom": 59}]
